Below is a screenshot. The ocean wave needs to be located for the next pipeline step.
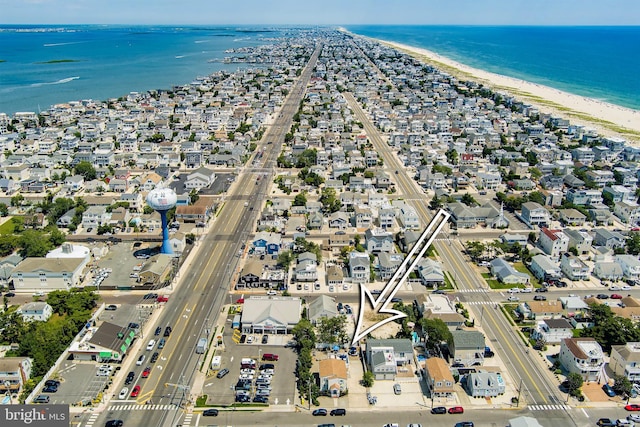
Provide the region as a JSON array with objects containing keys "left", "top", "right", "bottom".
[
  {"left": 194, "top": 40, "right": 209, "bottom": 44},
  {"left": 30, "top": 76, "right": 80, "bottom": 87},
  {"left": 175, "top": 55, "right": 185, "bottom": 59},
  {"left": 44, "top": 41, "right": 86, "bottom": 47}
]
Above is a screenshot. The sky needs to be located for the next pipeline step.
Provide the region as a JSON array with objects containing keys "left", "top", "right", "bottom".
[{"left": 1, "top": 0, "right": 639, "bottom": 25}]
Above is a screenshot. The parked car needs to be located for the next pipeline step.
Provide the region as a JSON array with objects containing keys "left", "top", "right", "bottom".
[
  {"left": 42, "top": 385, "right": 58, "bottom": 393},
  {"left": 262, "top": 353, "right": 279, "bottom": 361},
  {"left": 105, "top": 304, "right": 118, "bottom": 311},
  {"left": 603, "top": 383, "right": 617, "bottom": 397},
  {"left": 448, "top": 406, "right": 464, "bottom": 414},
  {"left": 217, "top": 368, "right": 229, "bottom": 379},
  {"left": 312, "top": 408, "right": 328, "bottom": 416},
  {"left": 597, "top": 294, "right": 610, "bottom": 299},
  {"left": 611, "top": 294, "right": 624, "bottom": 299},
  {"left": 253, "top": 395, "right": 269, "bottom": 403},
  {"left": 454, "top": 423, "right": 474, "bottom": 427},
  {"left": 202, "top": 409, "right": 219, "bottom": 416},
  {"left": 625, "top": 404, "right": 640, "bottom": 411},
  {"left": 44, "top": 379, "right": 60, "bottom": 387},
  {"left": 431, "top": 406, "right": 447, "bottom": 414},
  {"left": 597, "top": 419, "right": 616, "bottom": 427},
  {"left": 330, "top": 408, "right": 346, "bottom": 416},
  {"left": 261, "top": 334, "right": 269, "bottom": 344},
  {"left": 393, "top": 383, "right": 402, "bottom": 395}
]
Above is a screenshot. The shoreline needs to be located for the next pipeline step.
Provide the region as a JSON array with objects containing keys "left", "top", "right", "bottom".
[{"left": 366, "top": 36, "right": 640, "bottom": 143}]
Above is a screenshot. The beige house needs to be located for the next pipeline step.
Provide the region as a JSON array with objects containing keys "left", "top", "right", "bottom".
[
  {"left": 319, "top": 358, "right": 348, "bottom": 397},
  {"left": 0, "top": 357, "right": 33, "bottom": 394},
  {"left": 138, "top": 254, "right": 173, "bottom": 285},
  {"left": 10, "top": 257, "right": 87, "bottom": 293},
  {"left": 425, "top": 357, "right": 456, "bottom": 400}
]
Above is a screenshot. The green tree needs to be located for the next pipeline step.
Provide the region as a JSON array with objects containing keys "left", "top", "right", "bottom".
[
  {"left": 277, "top": 250, "right": 295, "bottom": 270},
  {"left": 429, "top": 195, "right": 443, "bottom": 210},
  {"left": 319, "top": 188, "right": 341, "bottom": 213},
  {"left": 291, "top": 318, "right": 316, "bottom": 351},
  {"left": 566, "top": 372, "right": 583, "bottom": 397},
  {"left": 74, "top": 161, "right": 97, "bottom": 181},
  {"left": 0, "top": 235, "right": 18, "bottom": 257},
  {"left": 626, "top": 232, "right": 640, "bottom": 255},
  {"left": 19, "top": 230, "right": 53, "bottom": 257},
  {"left": 316, "top": 315, "right": 349, "bottom": 346},
  {"left": 613, "top": 374, "right": 632, "bottom": 397},
  {"left": 48, "top": 226, "right": 66, "bottom": 246},
  {"left": 293, "top": 192, "right": 307, "bottom": 207},
  {"left": 361, "top": 371, "right": 374, "bottom": 388},
  {"left": 10, "top": 194, "right": 24, "bottom": 207},
  {"left": 465, "top": 241, "right": 486, "bottom": 261},
  {"left": 460, "top": 193, "right": 477, "bottom": 206},
  {"left": 418, "top": 318, "right": 453, "bottom": 355},
  {"left": 0, "top": 203, "right": 8, "bottom": 217}
]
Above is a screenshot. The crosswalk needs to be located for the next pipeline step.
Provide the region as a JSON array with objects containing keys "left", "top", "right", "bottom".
[
  {"left": 82, "top": 413, "right": 99, "bottom": 427},
  {"left": 461, "top": 300, "right": 495, "bottom": 305},
  {"left": 528, "top": 404, "right": 571, "bottom": 411},
  {"left": 457, "top": 288, "right": 489, "bottom": 293},
  {"left": 182, "top": 413, "right": 193, "bottom": 426},
  {"left": 109, "top": 403, "right": 177, "bottom": 411}
]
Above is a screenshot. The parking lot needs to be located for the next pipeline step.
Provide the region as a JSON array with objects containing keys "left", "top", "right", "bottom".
[
  {"left": 201, "top": 319, "right": 298, "bottom": 407},
  {"left": 36, "top": 361, "right": 117, "bottom": 406}
]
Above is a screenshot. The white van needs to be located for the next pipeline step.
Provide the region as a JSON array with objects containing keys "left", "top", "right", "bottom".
[{"left": 211, "top": 355, "right": 222, "bottom": 370}]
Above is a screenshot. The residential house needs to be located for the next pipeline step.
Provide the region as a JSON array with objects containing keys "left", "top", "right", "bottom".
[
  {"left": 593, "top": 228, "right": 626, "bottom": 250},
  {"left": 138, "top": 254, "right": 173, "bottom": 285},
  {"left": 559, "top": 209, "right": 587, "bottom": 226},
  {"left": 516, "top": 300, "right": 564, "bottom": 320},
  {"left": 560, "top": 253, "right": 590, "bottom": 281},
  {"left": 558, "top": 296, "right": 589, "bottom": 312},
  {"left": 616, "top": 255, "right": 640, "bottom": 282},
  {"left": 449, "top": 330, "right": 485, "bottom": 367},
  {"left": 10, "top": 257, "right": 86, "bottom": 293},
  {"left": 81, "top": 206, "right": 111, "bottom": 229},
  {"left": 328, "top": 232, "right": 351, "bottom": 254},
  {"left": 420, "top": 294, "right": 465, "bottom": 330},
  {"left": 614, "top": 201, "right": 640, "bottom": 226},
  {"left": 563, "top": 229, "right": 593, "bottom": 256},
  {"left": 240, "top": 296, "right": 302, "bottom": 334},
  {"left": 520, "top": 202, "right": 550, "bottom": 227},
  {"left": 529, "top": 254, "right": 562, "bottom": 281},
  {"left": 394, "top": 200, "right": 421, "bottom": 230},
  {"left": 348, "top": 251, "right": 370, "bottom": 284},
  {"left": 185, "top": 166, "right": 216, "bottom": 190},
  {"left": 120, "top": 193, "right": 144, "bottom": 212},
  {"left": 139, "top": 172, "right": 163, "bottom": 191},
  {"left": 17, "top": 301, "right": 53, "bottom": 322},
  {"left": 609, "top": 342, "right": 640, "bottom": 384},
  {"left": 294, "top": 252, "right": 318, "bottom": 282},
  {"left": 174, "top": 201, "right": 210, "bottom": 223},
  {"left": 531, "top": 318, "right": 574, "bottom": 344},
  {"left": 56, "top": 208, "right": 76, "bottom": 227},
  {"left": 365, "top": 227, "right": 394, "bottom": 253},
  {"left": 353, "top": 205, "right": 374, "bottom": 229},
  {"left": 365, "top": 338, "right": 413, "bottom": 380},
  {"left": 237, "top": 260, "right": 262, "bottom": 288},
  {"left": 328, "top": 211, "right": 350, "bottom": 229},
  {"left": 465, "top": 371, "right": 506, "bottom": 397},
  {"left": 63, "top": 175, "right": 85, "bottom": 193},
  {"left": 0, "top": 357, "right": 33, "bottom": 394},
  {"left": 319, "top": 358, "right": 348, "bottom": 397},
  {"left": 309, "top": 295, "right": 338, "bottom": 325},
  {"left": 253, "top": 232, "right": 282, "bottom": 255},
  {"left": 489, "top": 258, "right": 530, "bottom": 285},
  {"left": 424, "top": 357, "right": 456, "bottom": 400},
  {"left": 538, "top": 227, "right": 569, "bottom": 261},
  {"left": 416, "top": 258, "right": 445, "bottom": 287},
  {"left": 326, "top": 264, "right": 344, "bottom": 288},
  {"left": 377, "top": 253, "right": 404, "bottom": 280},
  {"left": 593, "top": 261, "right": 624, "bottom": 281},
  {"left": 559, "top": 337, "right": 604, "bottom": 382}
]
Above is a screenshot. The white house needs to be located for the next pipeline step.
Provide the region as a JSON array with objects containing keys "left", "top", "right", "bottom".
[
  {"left": 10, "top": 257, "right": 87, "bottom": 293},
  {"left": 17, "top": 301, "right": 53, "bottom": 322},
  {"left": 538, "top": 227, "right": 569, "bottom": 261},
  {"left": 616, "top": 255, "right": 640, "bottom": 282},
  {"left": 559, "top": 337, "right": 604, "bottom": 382},
  {"left": 184, "top": 166, "right": 216, "bottom": 190},
  {"left": 610, "top": 342, "right": 640, "bottom": 384},
  {"left": 560, "top": 253, "right": 590, "bottom": 281}
]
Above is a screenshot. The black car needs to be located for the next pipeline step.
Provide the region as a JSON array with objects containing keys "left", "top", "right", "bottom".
[
  {"left": 105, "top": 304, "right": 118, "bottom": 311},
  {"left": 239, "top": 334, "right": 247, "bottom": 343},
  {"left": 44, "top": 379, "right": 60, "bottom": 387},
  {"left": 312, "top": 408, "right": 328, "bottom": 416},
  {"left": 597, "top": 294, "right": 610, "bottom": 299},
  {"left": 4, "top": 292, "right": 15, "bottom": 297},
  {"left": 431, "top": 406, "right": 447, "bottom": 414},
  {"left": 202, "top": 409, "right": 219, "bottom": 416},
  {"left": 330, "top": 408, "right": 346, "bottom": 416},
  {"left": 143, "top": 293, "right": 158, "bottom": 300},
  {"left": 390, "top": 297, "right": 403, "bottom": 303},
  {"left": 253, "top": 395, "right": 268, "bottom": 403},
  {"left": 42, "top": 385, "right": 58, "bottom": 393},
  {"left": 432, "top": 289, "right": 445, "bottom": 294},
  {"left": 260, "top": 363, "right": 275, "bottom": 370},
  {"left": 533, "top": 295, "right": 547, "bottom": 301},
  {"left": 535, "top": 287, "right": 548, "bottom": 293},
  {"left": 124, "top": 371, "right": 135, "bottom": 385},
  {"left": 154, "top": 327, "right": 162, "bottom": 336},
  {"left": 235, "top": 394, "right": 250, "bottom": 403},
  {"left": 105, "top": 421, "right": 123, "bottom": 427},
  {"left": 216, "top": 368, "right": 229, "bottom": 379},
  {"left": 261, "top": 334, "right": 269, "bottom": 344},
  {"left": 150, "top": 352, "right": 159, "bottom": 363},
  {"left": 163, "top": 326, "right": 172, "bottom": 337}
]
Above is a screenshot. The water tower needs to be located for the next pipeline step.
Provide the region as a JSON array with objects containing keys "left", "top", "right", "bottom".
[{"left": 146, "top": 185, "right": 178, "bottom": 255}]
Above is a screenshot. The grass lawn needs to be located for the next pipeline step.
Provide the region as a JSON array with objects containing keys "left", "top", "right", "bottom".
[
  {"left": 513, "top": 262, "right": 540, "bottom": 286},
  {"left": 0, "top": 219, "right": 17, "bottom": 235}
]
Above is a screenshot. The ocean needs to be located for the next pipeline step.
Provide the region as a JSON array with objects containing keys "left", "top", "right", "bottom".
[
  {"left": 1, "top": 25, "right": 639, "bottom": 115},
  {"left": 0, "top": 25, "right": 282, "bottom": 115},
  {"left": 346, "top": 25, "right": 640, "bottom": 111}
]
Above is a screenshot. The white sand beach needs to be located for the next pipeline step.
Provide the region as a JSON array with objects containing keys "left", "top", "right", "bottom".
[{"left": 379, "top": 39, "right": 640, "bottom": 142}]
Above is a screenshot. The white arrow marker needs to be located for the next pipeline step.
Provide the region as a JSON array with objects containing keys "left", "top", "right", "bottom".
[{"left": 351, "top": 209, "right": 450, "bottom": 345}]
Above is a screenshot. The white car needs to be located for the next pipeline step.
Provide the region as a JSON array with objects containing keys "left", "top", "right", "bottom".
[
  {"left": 266, "top": 290, "right": 277, "bottom": 296},
  {"left": 616, "top": 419, "right": 633, "bottom": 426},
  {"left": 238, "top": 374, "right": 254, "bottom": 380},
  {"left": 240, "top": 369, "right": 255, "bottom": 375},
  {"left": 118, "top": 387, "right": 129, "bottom": 399},
  {"left": 610, "top": 286, "right": 622, "bottom": 291},
  {"left": 146, "top": 340, "right": 156, "bottom": 351},
  {"left": 507, "top": 296, "right": 520, "bottom": 302},
  {"left": 521, "top": 287, "right": 533, "bottom": 293},
  {"left": 509, "top": 288, "right": 520, "bottom": 293},
  {"left": 246, "top": 336, "right": 254, "bottom": 344},
  {"left": 628, "top": 414, "right": 640, "bottom": 422},
  {"left": 622, "top": 285, "right": 632, "bottom": 290}
]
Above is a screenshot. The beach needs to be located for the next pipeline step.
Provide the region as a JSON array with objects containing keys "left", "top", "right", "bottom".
[{"left": 379, "top": 39, "right": 640, "bottom": 143}]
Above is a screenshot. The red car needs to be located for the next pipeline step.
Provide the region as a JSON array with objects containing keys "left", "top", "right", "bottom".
[
  {"left": 626, "top": 404, "right": 640, "bottom": 411},
  {"left": 130, "top": 385, "right": 140, "bottom": 398},
  {"left": 611, "top": 294, "right": 623, "bottom": 299},
  {"left": 142, "top": 367, "right": 151, "bottom": 378},
  {"left": 448, "top": 406, "right": 464, "bottom": 414}
]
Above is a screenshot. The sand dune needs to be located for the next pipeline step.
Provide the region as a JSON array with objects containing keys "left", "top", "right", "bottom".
[{"left": 379, "top": 39, "right": 640, "bottom": 143}]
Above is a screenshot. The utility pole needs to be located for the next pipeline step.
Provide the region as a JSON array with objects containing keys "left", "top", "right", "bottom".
[{"left": 516, "top": 378, "right": 523, "bottom": 407}]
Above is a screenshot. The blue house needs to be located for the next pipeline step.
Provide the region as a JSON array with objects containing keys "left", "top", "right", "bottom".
[{"left": 252, "top": 232, "right": 282, "bottom": 255}]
